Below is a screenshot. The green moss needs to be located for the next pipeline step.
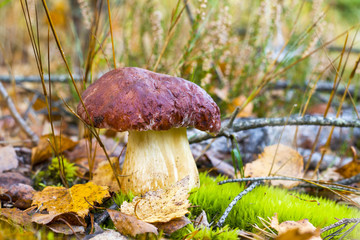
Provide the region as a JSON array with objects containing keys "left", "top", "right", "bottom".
[
  {"left": 189, "top": 173, "right": 360, "bottom": 238},
  {"left": 33, "top": 157, "right": 78, "bottom": 190},
  {"left": 113, "top": 191, "right": 135, "bottom": 207}
]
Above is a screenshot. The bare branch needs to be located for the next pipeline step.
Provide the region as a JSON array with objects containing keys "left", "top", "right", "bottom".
[
  {"left": 0, "top": 74, "right": 83, "bottom": 83},
  {"left": 0, "top": 82, "right": 39, "bottom": 144},
  {"left": 189, "top": 116, "right": 360, "bottom": 143}
]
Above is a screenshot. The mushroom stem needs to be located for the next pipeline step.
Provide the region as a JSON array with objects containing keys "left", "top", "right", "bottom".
[{"left": 120, "top": 127, "right": 199, "bottom": 195}]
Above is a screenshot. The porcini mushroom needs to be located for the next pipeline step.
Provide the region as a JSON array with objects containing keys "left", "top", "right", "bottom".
[{"left": 77, "top": 67, "right": 220, "bottom": 195}]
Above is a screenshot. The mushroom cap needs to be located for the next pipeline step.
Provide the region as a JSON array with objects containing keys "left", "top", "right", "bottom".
[{"left": 77, "top": 67, "right": 221, "bottom": 133}]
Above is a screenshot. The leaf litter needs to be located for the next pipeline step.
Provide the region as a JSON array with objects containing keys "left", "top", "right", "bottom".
[{"left": 244, "top": 144, "right": 304, "bottom": 188}]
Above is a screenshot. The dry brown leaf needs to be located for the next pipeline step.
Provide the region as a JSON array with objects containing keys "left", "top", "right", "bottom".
[
  {"left": 153, "top": 216, "right": 191, "bottom": 234},
  {"left": 336, "top": 160, "right": 360, "bottom": 179},
  {"left": 0, "top": 145, "right": 18, "bottom": 172},
  {"left": 32, "top": 182, "right": 109, "bottom": 218},
  {"left": 244, "top": 144, "right": 303, "bottom": 188},
  {"left": 194, "top": 210, "right": 209, "bottom": 228},
  {"left": 91, "top": 158, "right": 121, "bottom": 192},
  {"left": 276, "top": 228, "right": 321, "bottom": 240},
  {"left": 108, "top": 210, "right": 158, "bottom": 238},
  {"left": 271, "top": 213, "right": 321, "bottom": 240},
  {"left": 32, "top": 211, "right": 86, "bottom": 235},
  {"left": 121, "top": 176, "right": 190, "bottom": 223},
  {"left": 47, "top": 222, "right": 85, "bottom": 235},
  {"left": 31, "top": 134, "right": 78, "bottom": 165},
  {"left": 32, "top": 212, "right": 86, "bottom": 226}
]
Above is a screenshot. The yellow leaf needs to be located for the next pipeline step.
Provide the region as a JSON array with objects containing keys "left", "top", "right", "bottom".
[
  {"left": 31, "top": 134, "right": 78, "bottom": 165},
  {"left": 244, "top": 144, "right": 303, "bottom": 188},
  {"left": 32, "top": 182, "right": 109, "bottom": 218},
  {"left": 121, "top": 176, "right": 191, "bottom": 223}
]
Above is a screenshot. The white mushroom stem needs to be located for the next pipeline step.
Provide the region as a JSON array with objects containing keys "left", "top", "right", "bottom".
[{"left": 120, "top": 127, "right": 199, "bottom": 195}]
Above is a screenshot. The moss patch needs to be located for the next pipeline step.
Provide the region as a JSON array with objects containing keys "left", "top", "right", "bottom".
[{"left": 189, "top": 173, "right": 360, "bottom": 238}]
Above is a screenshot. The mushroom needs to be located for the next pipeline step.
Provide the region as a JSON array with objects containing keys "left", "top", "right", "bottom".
[{"left": 77, "top": 67, "right": 221, "bottom": 195}]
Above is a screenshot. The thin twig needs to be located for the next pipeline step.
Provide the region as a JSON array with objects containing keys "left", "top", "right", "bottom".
[
  {"left": 0, "top": 81, "right": 39, "bottom": 144},
  {"left": 216, "top": 181, "right": 262, "bottom": 228},
  {"left": 321, "top": 218, "right": 360, "bottom": 233},
  {"left": 218, "top": 176, "right": 360, "bottom": 193},
  {"left": 189, "top": 116, "right": 360, "bottom": 143}
]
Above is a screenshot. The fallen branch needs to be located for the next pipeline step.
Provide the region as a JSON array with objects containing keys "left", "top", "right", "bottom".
[
  {"left": 189, "top": 116, "right": 360, "bottom": 143},
  {"left": 0, "top": 74, "right": 83, "bottom": 83},
  {"left": 215, "top": 181, "right": 262, "bottom": 228},
  {"left": 218, "top": 176, "right": 360, "bottom": 194},
  {"left": 0, "top": 81, "right": 39, "bottom": 144}
]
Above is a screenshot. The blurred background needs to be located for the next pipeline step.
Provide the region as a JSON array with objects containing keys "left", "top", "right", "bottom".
[{"left": 0, "top": 0, "right": 360, "bottom": 141}]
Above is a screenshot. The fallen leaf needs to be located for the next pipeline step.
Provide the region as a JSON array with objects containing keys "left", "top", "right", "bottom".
[
  {"left": 32, "top": 212, "right": 86, "bottom": 235},
  {"left": 91, "top": 158, "right": 121, "bottom": 192},
  {"left": 0, "top": 145, "right": 18, "bottom": 172},
  {"left": 32, "top": 212, "right": 86, "bottom": 226},
  {"left": 32, "top": 182, "right": 110, "bottom": 218},
  {"left": 336, "top": 160, "right": 360, "bottom": 179},
  {"left": 0, "top": 208, "right": 32, "bottom": 227},
  {"left": 271, "top": 213, "right": 321, "bottom": 240},
  {"left": 121, "top": 176, "right": 190, "bottom": 223},
  {"left": 276, "top": 228, "right": 321, "bottom": 240},
  {"left": 31, "top": 134, "right": 78, "bottom": 165},
  {"left": 108, "top": 210, "right": 158, "bottom": 238},
  {"left": 244, "top": 144, "right": 303, "bottom": 188},
  {"left": 47, "top": 222, "right": 85, "bottom": 235},
  {"left": 153, "top": 216, "right": 191, "bottom": 234},
  {"left": 194, "top": 210, "right": 209, "bottom": 228}
]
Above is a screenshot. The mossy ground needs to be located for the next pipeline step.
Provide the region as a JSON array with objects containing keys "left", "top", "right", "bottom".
[{"left": 189, "top": 173, "right": 360, "bottom": 239}]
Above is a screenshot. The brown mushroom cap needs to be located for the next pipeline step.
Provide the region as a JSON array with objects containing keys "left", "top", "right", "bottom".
[{"left": 77, "top": 67, "right": 221, "bottom": 133}]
